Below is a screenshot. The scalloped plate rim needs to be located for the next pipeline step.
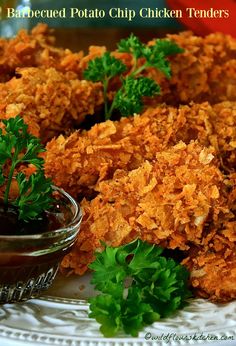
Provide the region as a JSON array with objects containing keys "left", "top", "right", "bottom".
[{"left": 0, "top": 275, "right": 236, "bottom": 346}]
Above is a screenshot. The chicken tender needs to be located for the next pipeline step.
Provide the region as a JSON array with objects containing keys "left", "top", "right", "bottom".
[
  {"left": 45, "top": 102, "right": 217, "bottom": 198},
  {"left": 0, "top": 67, "right": 103, "bottom": 141},
  {"left": 81, "top": 31, "right": 236, "bottom": 105},
  {"left": 180, "top": 172, "right": 236, "bottom": 302},
  {"left": 151, "top": 31, "right": 236, "bottom": 104},
  {"left": 183, "top": 226, "right": 236, "bottom": 302},
  {"left": 211, "top": 101, "right": 236, "bottom": 170},
  {"left": 0, "top": 23, "right": 83, "bottom": 82},
  {"left": 61, "top": 141, "right": 224, "bottom": 276}
]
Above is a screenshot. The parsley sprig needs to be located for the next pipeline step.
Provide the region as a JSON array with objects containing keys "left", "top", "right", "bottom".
[
  {"left": 89, "top": 239, "right": 191, "bottom": 337},
  {"left": 0, "top": 116, "right": 54, "bottom": 222},
  {"left": 112, "top": 76, "right": 160, "bottom": 116},
  {"left": 84, "top": 34, "right": 184, "bottom": 119},
  {"left": 83, "top": 52, "right": 126, "bottom": 116}
]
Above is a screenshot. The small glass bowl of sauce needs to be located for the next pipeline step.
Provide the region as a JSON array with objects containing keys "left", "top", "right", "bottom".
[{"left": 0, "top": 186, "right": 82, "bottom": 304}]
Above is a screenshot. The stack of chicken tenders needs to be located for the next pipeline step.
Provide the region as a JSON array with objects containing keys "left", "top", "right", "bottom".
[{"left": 1, "top": 24, "right": 236, "bottom": 302}]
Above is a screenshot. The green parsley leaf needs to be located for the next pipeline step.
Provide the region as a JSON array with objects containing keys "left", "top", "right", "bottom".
[
  {"left": 140, "top": 40, "right": 183, "bottom": 79},
  {"left": 113, "top": 76, "right": 160, "bottom": 116},
  {"left": 83, "top": 52, "right": 126, "bottom": 82},
  {"left": 122, "top": 286, "right": 160, "bottom": 337},
  {"left": 141, "top": 48, "right": 171, "bottom": 78},
  {"left": 89, "top": 239, "right": 192, "bottom": 337},
  {"left": 83, "top": 52, "right": 127, "bottom": 118},
  {"left": 0, "top": 168, "right": 5, "bottom": 185},
  {"left": 117, "top": 33, "right": 145, "bottom": 60},
  {"left": 3, "top": 116, "right": 28, "bottom": 137},
  {"left": 13, "top": 172, "right": 54, "bottom": 221},
  {"left": 83, "top": 34, "right": 183, "bottom": 119},
  {"left": 89, "top": 294, "right": 122, "bottom": 337},
  {"left": 128, "top": 240, "right": 163, "bottom": 273},
  {"left": 21, "top": 139, "right": 45, "bottom": 169},
  {"left": 137, "top": 39, "right": 184, "bottom": 78},
  {"left": 0, "top": 116, "right": 54, "bottom": 222},
  {"left": 0, "top": 128, "right": 16, "bottom": 164},
  {"left": 153, "top": 39, "right": 185, "bottom": 57},
  {"left": 90, "top": 245, "right": 127, "bottom": 291},
  {"left": 2, "top": 116, "right": 32, "bottom": 153}
]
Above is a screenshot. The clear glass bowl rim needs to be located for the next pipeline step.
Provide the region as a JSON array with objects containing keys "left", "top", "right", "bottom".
[{"left": 0, "top": 186, "right": 82, "bottom": 241}]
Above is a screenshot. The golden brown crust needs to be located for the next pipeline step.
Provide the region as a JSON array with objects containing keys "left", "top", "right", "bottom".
[
  {"left": 2, "top": 26, "right": 236, "bottom": 302},
  {"left": 45, "top": 102, "right": 218, "bottom": 198},
  {"left": 60, "top": 141, "right": 225, "bottom": 276},
  {"left": 0, "top": 23, "right": 83, "bottom": 81},
  {"left": 80, "top": 31, "right": 236, "bottom": 105},
  {"left": 211, "top": 102, "right": 236, "bottom": 170},
  {"left": 0, "top": 67, "right": 103, "bottom": 141},
  {"left": 183, "top": 227, "right": 236, "bottom": 302},
  {"left": 45, "top": 101, "right": 236, "bottom": 198}
]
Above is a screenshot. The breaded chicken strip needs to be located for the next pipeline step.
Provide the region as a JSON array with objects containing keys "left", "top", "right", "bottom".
[
  {"left": 182, "top": 174, "right": 236, "bottom": 302},
  {"left": 211, "top": 101, "right": 236, "bottom": 170},
  {"left": 0, "top": 67, "right": 103, "bottom": 141},
  {"left": 183, "top": 226, "right": 236, "bottom": 302},
  {"left": 45, "top": 102, "right": 216, "bottom": 198},
  {"left": 80, "top": 31, "right": 236, "bottom": 105},
  {"left": 46, "top": 101, "right": 236, "bottom": 199},
  {"left": 61, "top": 141, "right": 224, "bottom": 276},
  {"left": 149, "top": 31, "right": 236, "bottom": 104},
  {"left": 0, "top": 24, "right": 83, "bottom": 82}
]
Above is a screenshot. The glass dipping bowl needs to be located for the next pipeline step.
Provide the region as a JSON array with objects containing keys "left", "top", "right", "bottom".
[{"left": 0, "top": 187, "right": 82, "bottom": 304}]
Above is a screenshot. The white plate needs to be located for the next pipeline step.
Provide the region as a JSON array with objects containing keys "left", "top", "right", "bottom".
[{"left": 0, "top": 273, "right": 236, "bottom": 346}]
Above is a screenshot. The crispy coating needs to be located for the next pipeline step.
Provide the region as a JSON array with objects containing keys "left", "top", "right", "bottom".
[
  {"left": 211, "top": 102, "right": 236, "bottom": 170},
  {"left": 183, "top": 250, "right": 236, "bottom": 302},
  {"left": 3, "top": 26, "right": 235, "bottom": 106},
  {"left": 181, "top": 173, "right": 236, "bottom": 302},
  {"left": 183, "top": 224, "right": 236, "bottom": 302},
  {"left": 45, "top": 102, "right": 217, "bottom": 198},
  {"left": 80, "top": 31, "right": 236, "bottom": 105},
  {"left": 1, "top": 28, "right": 236, "bottom": 144},
  {"left": 0, "top": 24, "right": 83, "bottom": 82},
  {"left": 2, "top": 25, "right": 236, "bottom": 302},
  {"left": 45, "top": 101, "right": 236, "bottom": 198},
  {"left": 0, "top": 67, "right": 103, "bottom": 141},
  {"left": 149, "top": 31, "right": 236, "bottom": 104},
  {"left": 53, "top": 100, "right": 236, "bottom": 302},
  {"left": 61, "top": 141, "right": 224, "bottom": 276}
]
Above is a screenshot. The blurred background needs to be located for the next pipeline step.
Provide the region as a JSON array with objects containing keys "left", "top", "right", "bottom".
[
  {"left": 0, "top": 0, "right": 182, "bottom": 31},
  {"left": 31, "top": 0, "right": 182, "bottom": 28},
  {"left": 1, "top": 0, "right": 234, "bottom": 50},
  {"left": 0, "top": 0, "right": 183, "bottom": 49}
]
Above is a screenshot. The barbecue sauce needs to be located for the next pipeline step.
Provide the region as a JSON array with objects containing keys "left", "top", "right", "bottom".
[
  {"left": 0, "top": 201, "right": 70, "bottom": 236},
  {"left": 0, "top": 200, "right": 74, "bottom": 286}
]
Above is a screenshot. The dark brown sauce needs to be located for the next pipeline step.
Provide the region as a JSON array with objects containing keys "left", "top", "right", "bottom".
[
  {"left": 0, "top": 200, "right": 72, "bottom": 236},
  {"left": 0, "top": 201, "right": 75, "bottom": 287}
]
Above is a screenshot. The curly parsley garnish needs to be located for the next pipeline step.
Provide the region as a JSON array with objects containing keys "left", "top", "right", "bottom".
[
  {"left": 89, "top": 239, "right": 191, "bottom": 337},
  {"left": 84, "top": 34, "right": 184, "bottom": 119},
  {"left": 112, "top": 76, "right": 160, "bottom": 117},
  {"left": 0, "top": 116, "right": 54, "bottom": 222},
  {"left": 83, "top": 52, "right": 126, "bottom": 117}
]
